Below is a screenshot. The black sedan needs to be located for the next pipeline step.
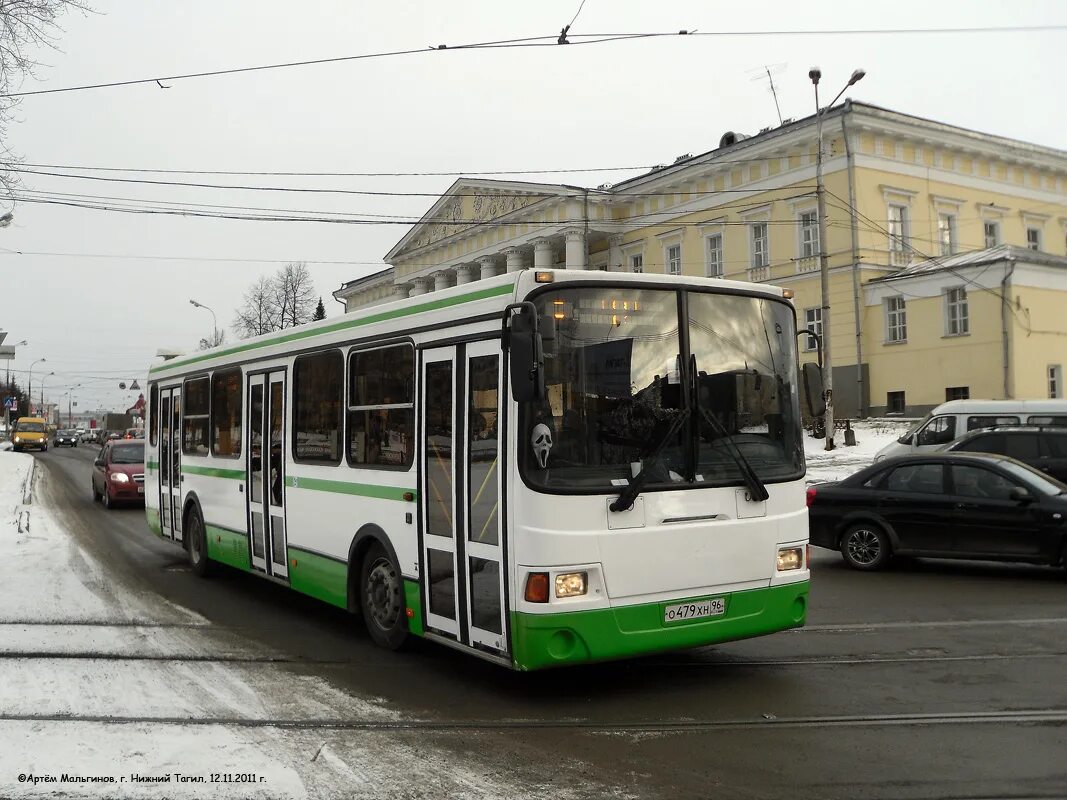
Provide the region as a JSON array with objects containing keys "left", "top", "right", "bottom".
[
  {"left": 942, "top": 426, "right": 1067, "bottom": 482},
  {"left": 808, "top": 453, "right": 1067, "bottom": 571},
  {"left": 53, "top": 429, "right": 79, "bottom": 447}
]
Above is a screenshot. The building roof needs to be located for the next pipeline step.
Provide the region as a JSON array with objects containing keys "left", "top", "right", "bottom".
[{"left": 870, "top": 245, "right": 1067, "bottom": 283}]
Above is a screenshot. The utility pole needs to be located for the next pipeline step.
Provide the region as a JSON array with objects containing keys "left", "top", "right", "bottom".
[{"left": 809, "top": 67, "right": 865, "bottom": 451}]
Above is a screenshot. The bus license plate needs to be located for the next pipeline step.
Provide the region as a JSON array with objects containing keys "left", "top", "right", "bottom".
[{"left": 664, "top": 597, "right": 725, "bottom": 623}]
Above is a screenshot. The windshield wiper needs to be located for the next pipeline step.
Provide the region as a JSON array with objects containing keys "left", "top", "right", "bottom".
[
  {"left": 609, "top": 409, "right": 690, "bottom": 513},
  {"left": 690, "top": 355, "right": 770, "bottom": 502}
]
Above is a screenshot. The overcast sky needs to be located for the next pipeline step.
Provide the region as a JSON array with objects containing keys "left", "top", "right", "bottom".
[{"left": 2, "top": 0, "right": 1064, "bottom": 412}]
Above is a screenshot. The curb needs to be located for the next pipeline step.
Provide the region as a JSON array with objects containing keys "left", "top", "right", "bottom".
[{"left": 21, "top": 457, "right": 35, "bottom": 506}]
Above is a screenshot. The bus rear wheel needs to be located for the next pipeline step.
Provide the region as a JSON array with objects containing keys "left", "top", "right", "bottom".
[
  {"left": 360, "top": 543, "right": 408, "bottom": 650},
  {"left": 186, "top": 507, "right": 212, "bottom": 578}
]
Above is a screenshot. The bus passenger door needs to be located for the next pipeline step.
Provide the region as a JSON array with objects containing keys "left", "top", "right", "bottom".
[
  {"left": 246, "top": 370, "right": 289, "bottom": 579},
  {"left": 158, "top": 386, "right": 182, "bottom": 543},
  {"left": 420, "top": 343, "right": 508, "bottom": 654}
]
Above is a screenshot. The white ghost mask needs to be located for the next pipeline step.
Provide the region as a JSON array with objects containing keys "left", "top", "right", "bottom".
[{"left": 531, "top": 423, "right": 553, "bottom": 469}]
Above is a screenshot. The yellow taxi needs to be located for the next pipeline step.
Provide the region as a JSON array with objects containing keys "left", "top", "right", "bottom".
[{"left": 11, "top": 417, "right": 49, "bottom": 452}]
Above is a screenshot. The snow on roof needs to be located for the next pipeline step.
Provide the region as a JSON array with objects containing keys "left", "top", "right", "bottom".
[{"left": 870, "top": 245, "right": 1067, "bottom": 283}]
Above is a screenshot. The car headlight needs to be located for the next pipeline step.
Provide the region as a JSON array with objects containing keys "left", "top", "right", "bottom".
[
  {"left": 554, "top": 571, "right": 588, "bottom": 598},
  {"left": 110, "top": 472, "right": 130, "bottom": 483},
  {"left": 13, "top": 436, "right": 20, "bottom": 442},
  {"left": 776, "top": 546, "right": 804, "bottom": 571}
]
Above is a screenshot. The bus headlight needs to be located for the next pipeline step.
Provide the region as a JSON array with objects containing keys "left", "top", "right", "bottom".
[
  {"left": 776, "top": 547, "right": 804, "bottom": 571},
  {"left": 554, "top": 571, "right": 587, "bottom": 598}
]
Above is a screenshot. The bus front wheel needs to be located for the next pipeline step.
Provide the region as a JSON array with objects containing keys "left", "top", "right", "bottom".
[
  {"left": 186, "top": 506, "right": 213, "bottom": 578},
  {"left": 360, "top": 543, "right": 408, "bottom": 650}
]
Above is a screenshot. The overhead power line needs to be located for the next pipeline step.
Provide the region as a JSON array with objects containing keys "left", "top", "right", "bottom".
[{"left": 5, "top": 25, "right": 1062, "bottom": 98}]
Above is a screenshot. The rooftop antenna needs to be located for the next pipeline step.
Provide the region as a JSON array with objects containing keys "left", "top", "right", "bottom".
[{"left": 749, "top": 63, "right": 787, "bottom": 126}]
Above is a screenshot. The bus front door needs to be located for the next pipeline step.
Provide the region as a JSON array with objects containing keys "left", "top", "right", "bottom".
[
  {"left": 421, "top": 342, "right": 507, "bottom": 655},
  {"left": 158, "top": 386, "right": 182, "bottom": 544},
  {"left": 247, "top": 371, "right": 289, "bottom": 579}
]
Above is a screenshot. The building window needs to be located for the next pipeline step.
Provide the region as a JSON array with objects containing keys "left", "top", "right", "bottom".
[
  {"left": 751, "top": 222, "right": 768, "bottom": 268},
  {"left": 803, "top": 307, "right": 822, "bottom": 351},
  {"left": 1027, "top": 226, "right": 1042, "bottom": 251},
  {"left": 1051, "top": 365, "right": 1064, "bottom": 399},
  {"left": 705, "top": 234, "right": 723, "bottom": 278},
  {"left": 629, "top": 253, "right": 643, "bottom": 273},
  {"left": 946, "top": 386, "right": 970, "bottom": 401},
  {"left": 983, "top": 220, "right": 1000, "bottom": 249},
  {"left": 210, "top": 368, "right": 242, "bottom": 458},
  {"left": 937, "top": 212, "right": 958, "bottom": 256},
  {"left": 888, "top": 204, "right": 909, "bottom": 265},
  {"left": 347, "top": 344, "right": 415, "bottom": 468},
  {"left": 799, "top": 210, "right": 820, "bottom": 259},
  {"left": 885, "top": 295, "right": 907, "bottom": 343},
  {"left": 181, "top": 376, "right": 210, "bottom": 456},
  {"left": 293, "top": 349, "right": 343, "bottom": 464},
  {"left": 666, "top": 244, "right": 682, "bottom": 275},
  {"left": 887, "top": 391, "right": 906, "bottom": 415},
  {"left": 945, "top": 287, "right": 969, "bottom": 336}
]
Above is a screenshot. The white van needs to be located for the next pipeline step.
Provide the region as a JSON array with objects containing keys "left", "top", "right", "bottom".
[{"left": 875, "top": 399, "right": 1067, "bottom": 461}]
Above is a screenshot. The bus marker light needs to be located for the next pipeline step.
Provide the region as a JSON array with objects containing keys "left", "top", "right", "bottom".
[
  {"left": 554, "top": 572, "right": 587, "bottom": 598},
  {"left": 402, "top": 491, "right": 415, "bottom": 502},
  {"left": 776, "top": 547, "right": 804, "bottom": 571},
  {"left": 782, "top": 288, "right": 795, "bottom": 299},
  {"left": 291, "top": 558, "right": 298, "bottom": 567},
  {"left": 534, "top": 271, "right": 554, "bottom": 283},
  {"left": 524, "top": 572, "right": 550, "bottom": 603},
  {"left": 406, "top": 608, "right": 414, "bottom": 619}
]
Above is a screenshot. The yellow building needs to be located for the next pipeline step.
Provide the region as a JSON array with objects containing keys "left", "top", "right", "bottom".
[{"left": 334, "top": 102, "right": 1067, "bottom": 416}]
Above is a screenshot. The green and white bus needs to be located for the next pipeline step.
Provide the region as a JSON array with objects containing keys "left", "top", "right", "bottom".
[{"left": 145, "top": 269, "right": 811, "bottom": 670}]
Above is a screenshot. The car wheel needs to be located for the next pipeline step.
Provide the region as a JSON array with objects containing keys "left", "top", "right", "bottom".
[
  {"left": 840, "top": 523, "right": 891, "bottom": 571},
  {"left": 360, "top": 543, "right": 408, "bottom": 650},
  {"left": 102, "top": 486, "right": 112, "bottom": 509},
  {"left": 186, "top": 506, "right": 212, "bottom": 577},
  {"left": 92, "top": 480, "right": 101, "bottom": 502}
]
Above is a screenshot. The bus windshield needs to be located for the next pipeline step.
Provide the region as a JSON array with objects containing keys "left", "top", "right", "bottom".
[{"left": 522, "top": 286, "right": 804, "bottom": 493}]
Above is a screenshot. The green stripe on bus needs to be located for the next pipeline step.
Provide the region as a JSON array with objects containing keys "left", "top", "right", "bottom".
[
  {"left": 149, "top": 281, "right": 515, "bottom": 374},
  {"left": 509, "top": 581, "right": 809, "bottom": 672},
  {"left": 288, "top": 545, "right": 348, "bottom": 610},
  {"left": 205, "top": 524, "right": 251, "bottom": 570},
  {"left": 404, "top": 579, "right": 424, "bottom": 637},
  {"left": 182, "top": 464, "right": 245, "bottom": 480},
  {"left": 146, "top": 459, "right": 159, "bottom": 471},
  {"left": 284, "top": 476, "right": 414, "bottom": 501},
  {"left": 145, "top": 507, "right": 162, "bottom": 536}
]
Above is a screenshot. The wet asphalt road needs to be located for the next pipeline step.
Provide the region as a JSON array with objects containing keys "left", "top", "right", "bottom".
[{"left": 32, "top": 444, "right": 1067, "bottom": 799}]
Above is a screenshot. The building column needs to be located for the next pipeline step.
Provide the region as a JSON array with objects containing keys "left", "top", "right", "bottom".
[
  {"left": 409, "top": 277, "right": 432, "bottom": 296},
  {"left": 504, "top": 246, "right": 527, "bottom": 273},
  {"left": 532, "top": 238, "right": 554, "bottom": 270},
  {"left": 564, "top": 228, "right": 587, "bottom": 270},
  {"left": 607, "top": 234, "right": 624, "bottom": 272},
  {"left": 478, "top": 256, "right": 500, "bottom": 280},
  {"left": 393, "top": 283, "right": 411, "bottom": 300},
  {"left": 433, "top": 270, "right": 455, "bottom": 291},
  {"left": 454, "top": 264, "right": 476, "bottom": 285}
]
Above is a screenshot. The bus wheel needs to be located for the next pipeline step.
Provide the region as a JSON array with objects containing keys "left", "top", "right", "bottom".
[
  {"left": 360, "top": 543, "right": 408, "bottom": 650},
  {"left": 841, "top": 523, "right": 891, "bottom": 571},
  {"left": 186, "top": 507, "right": 212, "bottom": 578}
]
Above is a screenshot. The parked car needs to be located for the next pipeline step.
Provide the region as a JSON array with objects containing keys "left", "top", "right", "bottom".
[
  {"left": 808, "top": 453, "right": 1067, "bottom": 571},
  {"left": 11, "top": 417, "right": 49, "bottom": 452},
  {"left": 83, "top": 430, "right": 100, "bottom": 444},
  {"left": 875, "top": 399, "right": 1067, "bottom": 461},
  {"left": 53, "top": 429, "right": 79, "bottom": 447},
  {"left": 91, "top": 440, "right": 146, "bottom": 509},
  {"left": 941, "top": 426, "right": 1067, "bottom": 483}
]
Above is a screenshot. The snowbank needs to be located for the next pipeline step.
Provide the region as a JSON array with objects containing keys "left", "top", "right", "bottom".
[{"left": 803, "top": 418, "right": 915, "bottom": 485}]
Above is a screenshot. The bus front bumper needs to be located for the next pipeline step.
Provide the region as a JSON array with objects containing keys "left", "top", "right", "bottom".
[{"left": 510, "top": 581, "right": 808, "bottom": 671}]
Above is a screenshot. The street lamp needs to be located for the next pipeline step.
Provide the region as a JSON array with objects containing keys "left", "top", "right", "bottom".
[
  {"left": 189, "top": 299, "right": 219, "bottom": 347},
  {"left": 62, "top": 384, "right": 82, "bottom": 428},
  {"left": 39, "top": 371, "right": 55, "bottom": 419},
  {"left": 27, "top": 358, "right": 45, "bottom": 416},
  {"left": 809, "top": 66, "right": 865, "bottom": 451}
]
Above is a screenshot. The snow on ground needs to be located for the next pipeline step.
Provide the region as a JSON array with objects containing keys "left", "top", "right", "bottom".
[
  {"left": 803, "top": 418, "right": 916, "bottom": 485},
  {"left": 0, "top": 453, "right": 613, "bottom": 799}
]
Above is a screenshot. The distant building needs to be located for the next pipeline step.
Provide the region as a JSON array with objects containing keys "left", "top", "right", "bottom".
[{"left": 334, "top": 102, "right": 1067, "bottom": 416}]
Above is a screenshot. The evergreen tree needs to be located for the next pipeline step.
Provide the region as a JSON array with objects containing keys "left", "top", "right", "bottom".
[{"left": 312, "top": 297, "right": 326, "bottom": 321}]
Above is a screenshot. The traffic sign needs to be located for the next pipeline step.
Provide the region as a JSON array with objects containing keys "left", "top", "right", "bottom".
[{"left": 3, "top": 397, "right": 15, "bottom": 410}]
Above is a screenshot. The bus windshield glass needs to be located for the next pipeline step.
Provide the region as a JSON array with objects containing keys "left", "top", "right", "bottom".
[
  {"left": 17, "top": 421, "right": 45, "bottom": 432},
  {"left": 522, "top": 287, "right": 804, "bottom": 492}
]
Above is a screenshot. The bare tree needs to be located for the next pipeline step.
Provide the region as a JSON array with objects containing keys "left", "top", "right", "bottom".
[
  {"left": 0, "top": 1, "right": 89, "bottom": 185},
  {"left": 275, "top": 262, "right": 317, "bottom": 328},
  {"left": 231, "top": 263, "right": 317, "bottom": 339},
  {"left": 232, "top": 275, "right": 280, "bottom": 339}
]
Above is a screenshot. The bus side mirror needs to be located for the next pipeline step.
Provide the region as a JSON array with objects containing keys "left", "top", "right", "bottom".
[
  {"left": 802, "top": 363, "right": 826, "bottom": 417},
  {"left": 507, "top": 304, "right": 545, "bottom": 403}
]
